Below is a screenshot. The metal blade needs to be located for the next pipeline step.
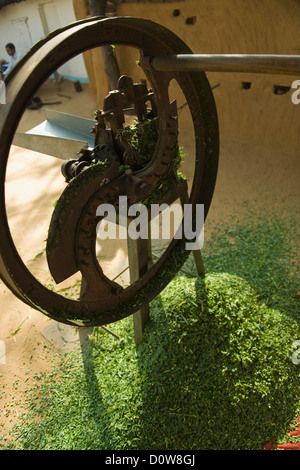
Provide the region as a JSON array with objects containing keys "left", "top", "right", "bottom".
[{"left": 13, "top": 108, "right": 95, "bottom": 159}]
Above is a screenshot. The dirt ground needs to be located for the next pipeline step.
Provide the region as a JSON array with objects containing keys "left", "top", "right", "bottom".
[{"left": 0, "top": 76, "right": 299, "bottom": 442}]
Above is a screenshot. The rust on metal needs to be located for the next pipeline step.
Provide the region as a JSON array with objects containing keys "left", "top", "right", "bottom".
[{"left": 0, "top": 17, "right": 219, "bottom": 327}]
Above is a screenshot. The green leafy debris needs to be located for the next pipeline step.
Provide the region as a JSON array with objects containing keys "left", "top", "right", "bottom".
[{"left": 1, "top": 203, "right": 299, "bottom": 450}]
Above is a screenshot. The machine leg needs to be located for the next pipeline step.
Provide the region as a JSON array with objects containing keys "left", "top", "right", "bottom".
[
  {"left": 180, "top": 191, "right": 205, "bottom": 276},
  {"left": 127, "top": 233, "right": 151, "bottom": 344}
]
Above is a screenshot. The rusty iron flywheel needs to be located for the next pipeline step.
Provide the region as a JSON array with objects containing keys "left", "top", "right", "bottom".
[{"left": 0, "top": 17, "right": 219, "bottom": 327}]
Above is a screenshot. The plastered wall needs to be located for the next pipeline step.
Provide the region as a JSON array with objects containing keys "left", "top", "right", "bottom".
[{"left": 73, "top": 0, "right": 300, "bottom": 153}]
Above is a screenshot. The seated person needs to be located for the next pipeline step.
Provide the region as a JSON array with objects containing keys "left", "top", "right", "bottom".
[{"left": 2, "top": 43, "right": 22, "bottom": 79}]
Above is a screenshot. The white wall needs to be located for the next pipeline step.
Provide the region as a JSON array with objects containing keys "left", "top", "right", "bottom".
[{"left": 0, "top": 0, "right": 88, "bottom": 81}]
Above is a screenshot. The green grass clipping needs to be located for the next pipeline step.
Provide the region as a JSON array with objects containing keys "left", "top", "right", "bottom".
[{"left": 1, "top": 204, "right": 299, "bottom": 450}]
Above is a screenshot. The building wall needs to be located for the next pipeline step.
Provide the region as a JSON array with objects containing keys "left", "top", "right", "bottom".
[
  {"left": 114, "top": 0, "right": 300, "bottom": 154},
  {"left": 0, "top": 0, "right": 88, "bottom": 81},
  {"left": 71, "top": 0, "right": 300, "bottom": 153}
]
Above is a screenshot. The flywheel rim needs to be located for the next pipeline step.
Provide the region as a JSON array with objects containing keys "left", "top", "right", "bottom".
[{"left": 0, "top": 17, "right": 219, "bottom": 326}]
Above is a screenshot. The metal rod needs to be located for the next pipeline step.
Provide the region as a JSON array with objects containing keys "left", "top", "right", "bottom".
[{"left": 140, "top": 54, "right": 300, "bottom": 76}]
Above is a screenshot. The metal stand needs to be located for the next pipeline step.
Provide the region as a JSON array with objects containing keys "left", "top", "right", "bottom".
[
  {"left": 179, "top": 189, "right": 205, "bottom": 277},
  {"left": 128, "top": 182, "right": 205, "bottom": 344},
  {"left": 127, "top": 236, "right": 151, "bottom": 344}
]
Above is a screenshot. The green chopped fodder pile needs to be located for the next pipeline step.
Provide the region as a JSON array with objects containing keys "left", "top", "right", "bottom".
[{"left": 1, "top": 204, "right": 299, "bottom": 450}]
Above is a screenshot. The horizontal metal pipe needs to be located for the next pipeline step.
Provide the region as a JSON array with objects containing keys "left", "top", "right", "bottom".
[{"left": 140, "top": 54, "right": 300, "bottom": 75}]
